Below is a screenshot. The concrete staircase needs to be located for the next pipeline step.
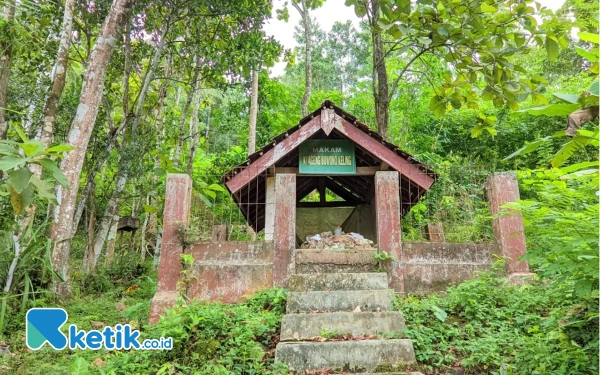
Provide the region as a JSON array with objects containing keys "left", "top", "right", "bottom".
[{"left": 275, "top": 260, "right": 422, "bottom": 374}]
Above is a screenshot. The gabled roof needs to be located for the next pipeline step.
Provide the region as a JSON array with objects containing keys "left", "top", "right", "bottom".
[{"left": 222, "top": 100, "right": 437, "bottom": 232}]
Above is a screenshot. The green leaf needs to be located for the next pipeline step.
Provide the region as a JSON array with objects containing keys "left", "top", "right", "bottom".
[
  {"left": 588, "top": 80, "right": 599, "bottom": 97},
  {"left": 485, "top": 127, "right": 498, "bottom": 136},
  {"left": 0, "top": 155, "right": 27, "bottom": 171},
  {"left": 44, "top": 144, "right": 75, "bottom": 154},
  {"left": 35, "top": 159, "right": 68, "bottom": 187},
  {"left": 481, "top": 3, "right": 496, "bottom": 12},
  {"left": 552, "top": 93, "right": 580, "bottom": 104},
  {"left": 29, "top": 176, "right": 58, "bottom": 204},
  {"left": 207, "top": 183, "right": 226, "bottom": 192},
  {"left": 578, "top": 31, "right": 599, "bottom": 44},
  {"left": 8, "top": 168, "right": 32, "bottom": 194},
  {"left": 70, "top": 357, "right": 90, "bottom": 375},
  {"left": 575, "top": 47, "right": 599, "bottom": 62},
  {"left": 144, "top": 204, "right": 157, "bottom": 214},
  {"left": 552, "top": 132, "right": 599, "bottom": 167},
  {"left": 9, "top": 183, "right": 35, "bottom": 216},
  {"left": 503, "top": 137, "right": 551, "bottom": 160},
  {"left": 20, "top": 140, "right": 45, "bottom": 157},
  {"left": 0, "top": 143, "right": 18, "bottom": 155},
  {"left": 154, "top": 167, "right": 166, "bottom": 177},
  {"left": 471, "top": 124, "right": 483, "bottom": 138},
  {"left": 560, "top": 161, "right": 599, "bottom": 173},
  {"left": 431, "top": 305, "right": 448, "bottom": 322},
  {"left": 14, "top": 126, "right": 29, "bottom": 143},
  {"left": 545, "top": 36, "right": 559, "bottom": 61},
  {"left": 517, "top": 103, "right": 581, "bottom": 116}
]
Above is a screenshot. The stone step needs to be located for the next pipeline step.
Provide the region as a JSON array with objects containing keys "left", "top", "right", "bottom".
[
  {"left": 286, "top": 290, "right": 394, "bottom": 313},
  {"left": 275, "top": 339, "right": 416, "bottom": 372},
  {"left": 295, "top": 249, "right": 378, "bottom": 274},
  {"left": 280, "top": 311, "right": 405, "bottom": 341},
  {"left": 288, "top": 273, "right": 388, "bottom": 292}
]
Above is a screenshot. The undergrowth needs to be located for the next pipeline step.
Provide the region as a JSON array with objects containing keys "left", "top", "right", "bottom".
[{"left": 396, "top": 265, "right": 599, "bottom": 375}]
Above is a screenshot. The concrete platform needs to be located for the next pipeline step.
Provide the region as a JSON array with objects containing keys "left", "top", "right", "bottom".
[
  {"left": 288, "top": 273, "right": 388, "bottom": 292},
  {"left": 295, "top": 249, "right": 378, "bottom": 273},
  {"left": 275, "top": 339, "right": 416, "bottom": 372},
  {"left": 280, "top": 311, "right": 405, "bottom": 341},
  {"left": 286, "top": 290, "right": 394, "bottom": 313}
]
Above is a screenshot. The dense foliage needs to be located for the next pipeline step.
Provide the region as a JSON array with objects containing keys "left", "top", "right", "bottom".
[{"left": 397, "top": 264, "right": 599, "bottom": 375}]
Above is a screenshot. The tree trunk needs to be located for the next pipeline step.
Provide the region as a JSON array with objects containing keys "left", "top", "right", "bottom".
[
  {"left": 23, "top": 0, "right": 75, "bottom": 231},
  {"left": 174, "top": 55, "right": 201, "bottom": 168},
  {"left": 85, "top": 181, "right": 96, "bottom": 273},
  {"left": 49, "top": 0, "right": 133, "bottom": 298},
  {"left": 186, "top": 88, "right": 201, "bottom": 175},
  {"left": 0, "top": 0, "right": 16, "bottom": 140},
  {"left": 90, "top": 170, "right": 126, "bottom": 270},
  {"left": 293, "top": 0, "right": 312, "bottom": 116},
  {"left": 104, "top": 212, "right": 120, "bottom": 265},
  {"left": 140, "top": 195, "right": 150, "bottom": 260},
  {"left": 370, "top": 0, "right": 389, "bottom": 140},
  {"left": 38, "top": 0, "right": 75, "bottom": 152},
  {"left": 130, "top": 25, "right": 168, "bottom": 136},
  {"left": 71, "top": 20, "right": 133, "bottom": 234},
  {"left": 248, "top": 68, "right": 259, "bottom": 154}
]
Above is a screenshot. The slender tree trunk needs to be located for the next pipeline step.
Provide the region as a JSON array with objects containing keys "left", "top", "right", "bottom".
[
  {"left": 39, "top": 0, "right": 75, "bottom": 152},
  {"left": 104, "top": 212, "right": 119, "bottom": 265},
  {"left": 186, "top": 88, "right": 201, "bottom": 175},
  {"left": 370, "top": 0, "right": 389, "bottom": 140},
  {"left": 90, "top": 171, "right": 126, "bottom": 270},
  {"left": 22, "top": 0, "right": 75, "bottom": 231},
  {"left": 72, "top": 20, "right": 132, "bottom": 234},
  {"left": 0, "top": 0, "right": 16, "bottom": 140},
  {"left": 248, "top": 68, "right": 259, "bottom": 154},
  {"left": 87, "top": 34, "right": 168, "bottom": 267},
  {"left": 174, "top": 55, "right": 201, "bottom": 168},
  {"left": 49, "top": 0, "right": 133, "bottom": 298},
  {"left": 153, "top": 230, "right": 162, "bottom": 270},
  {"left": 292, "top": 0, "right": 312, "bottom": 116},
  {"left": 85, "top": 182, "right": 96, "bottom": 272},
  {"left": 130, "top": 25, "right": 168, "bottom": 136},
  {"left": 140, "top": 195, "right": 150, "bottom": 260}
]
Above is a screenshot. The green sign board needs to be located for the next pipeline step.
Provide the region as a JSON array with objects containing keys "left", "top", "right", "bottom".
[{"left": 299, "top": 140, "right": 356, "bottom": 174}]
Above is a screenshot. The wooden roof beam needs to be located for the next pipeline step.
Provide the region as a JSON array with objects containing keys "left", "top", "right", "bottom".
[
  {"left": 226, "top": 116, "right": 322, "bottom": 194},
  {"left": 334, "top": 117, "right": 435, "bottom": 190}
]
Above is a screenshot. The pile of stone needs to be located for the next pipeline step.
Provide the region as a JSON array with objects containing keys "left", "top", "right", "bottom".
[{"left": 300, "top": 231, "right": 376, "bottom": 250}]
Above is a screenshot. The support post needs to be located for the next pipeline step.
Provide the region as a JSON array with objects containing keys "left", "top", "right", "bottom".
[
  {"left": 375, "top": 171, "right": 403, "bottom": 294},
  {"left": 264, "top": 177, "right": 276, "bottom": 241},
  {"left": 273, "top": 173, "right": 296, "bottom": 287},
  {"left": 487, "top": 172, "right": 533, "bottom": 282},
  {"left": 149, "top": 174, "right": 192, "bottom": 324}
]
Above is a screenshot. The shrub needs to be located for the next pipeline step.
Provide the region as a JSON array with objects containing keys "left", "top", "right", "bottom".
[{"left": 397, "top": 265, "right": 599, "bottom": 375}]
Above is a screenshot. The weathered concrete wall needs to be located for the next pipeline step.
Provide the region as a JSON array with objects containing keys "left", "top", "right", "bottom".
[
  {"left": 402, "top": 242, "right": 501, "bottom": 293},
  {"left": 186, "top": 241, "right": 274, "bottom": 303}
]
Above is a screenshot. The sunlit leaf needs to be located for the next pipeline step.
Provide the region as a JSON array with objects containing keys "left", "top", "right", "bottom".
[{"left": 35, "top": 159, "right": 69, "bottom": 187}]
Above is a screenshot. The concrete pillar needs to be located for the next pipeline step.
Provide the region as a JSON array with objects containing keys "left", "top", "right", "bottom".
[
  {"left": 264, "top": 177, "right": 276, "bottom": 241},
  {"left": 487, "top": 172, "right": 531, "bottom": 277},
  {"left": 375, "top": 171, "right": 403, "bottom": 294},
  {"left": 149, "top": 174, "right": 192, "bottom": 324},
  {"left": 425, "top": 223, "right": 445, "bottom": 242},
  {"left": 273, "top": 173, "right": 296, "bottom": 287}
]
